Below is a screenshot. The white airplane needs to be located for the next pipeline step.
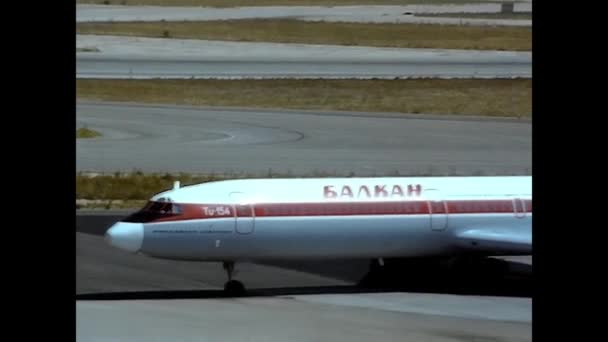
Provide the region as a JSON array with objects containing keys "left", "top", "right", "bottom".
[{"left": 105, "top": 176, "right": 531, "bottom": 293}]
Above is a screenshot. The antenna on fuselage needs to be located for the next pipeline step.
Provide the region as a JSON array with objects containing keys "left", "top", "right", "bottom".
[{"left": 173, "top": 181, "right": 180, "bottom": 190}]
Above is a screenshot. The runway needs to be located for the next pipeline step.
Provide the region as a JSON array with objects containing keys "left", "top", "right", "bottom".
[
  {"left": 77, "top": 54, "right": 531, "bottom": 79},
  {"left": 76, "top": 211, "right": 531, "bottom": 341},
  {"left": 76, "top": 101, "right": 531, "bottom": 176},
  {"left": 76, "top": 35, "right": 532, "bottom": 79},
  {"left": 77, "top": 4, "right": 532, "bottom": 26},
  {"left": 78, "top": 295, "right": 531, "bottom": 342}
]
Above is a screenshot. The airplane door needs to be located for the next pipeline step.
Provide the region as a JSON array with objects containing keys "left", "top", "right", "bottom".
[
  {"left": 513, "top": 198, "right": 527, "bottom": 219},
  {"left": 234, "top": 204, "right": 254, "bottom": 234},
  {"left": 424, "top": 189, "right": 448, "bottom": 231},
  {"left": 230, "top": 192, "right": 255, "bottom": 234}
]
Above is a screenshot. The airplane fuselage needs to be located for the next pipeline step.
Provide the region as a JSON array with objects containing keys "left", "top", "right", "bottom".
[{"left": 105, "top": 176, "right": 532, "bottom": 262}]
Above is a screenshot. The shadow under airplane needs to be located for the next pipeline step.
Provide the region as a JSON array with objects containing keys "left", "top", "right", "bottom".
[{"left": 77, "top": 258, "right": 531, "bottom": 301}]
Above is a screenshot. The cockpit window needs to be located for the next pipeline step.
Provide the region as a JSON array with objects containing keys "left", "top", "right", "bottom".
[{"left": 122, "top": 200, "right": 182, "bottom": 223}]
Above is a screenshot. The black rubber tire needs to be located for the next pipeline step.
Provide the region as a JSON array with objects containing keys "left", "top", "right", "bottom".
[{"left": 224, "top": 280, "right": 247, "bottom": 296}]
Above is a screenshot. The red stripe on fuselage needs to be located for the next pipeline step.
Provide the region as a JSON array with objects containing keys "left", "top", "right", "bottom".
[{"left": 127, "top": 199, "right": 532, "bottom": 224}]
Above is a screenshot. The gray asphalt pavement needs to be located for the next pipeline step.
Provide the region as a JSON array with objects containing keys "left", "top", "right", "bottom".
[
  {"left": 78, "top": 296, "right": 531, "bottom": 342},
  {"left": 76, "top": 101, "right": 531, "bottom": 176},
  {"left": 77, "top": 55, "right": 531, "bottom": 79},
  {"left": 76, "top": 4, "right": 532, "bottom": 26},
  {"left": 78, "top": 295, "right": 531, "bottom": 342},
  {"left": 76, "top": 35, "right": 532, "bottom": 79}
]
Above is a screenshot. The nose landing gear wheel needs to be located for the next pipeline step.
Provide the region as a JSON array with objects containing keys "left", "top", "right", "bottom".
[
  {"left": 222, "top": 261, "right": 247, "bottom": 296},
  {"left": 224, "top": 280, "right": 246, "bottom": 296}
]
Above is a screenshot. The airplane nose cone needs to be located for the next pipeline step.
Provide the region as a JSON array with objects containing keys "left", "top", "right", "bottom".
[{"left": 105, "top": 222, "right": 144, "bottom": 253}]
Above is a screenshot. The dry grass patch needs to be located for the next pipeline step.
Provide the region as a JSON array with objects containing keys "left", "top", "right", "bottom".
[
  {"left": 77, "top": 19, "right": 531, "bottom": 51},
  {"left": 77, "top": 78, "right": 532, "bottom": 117}
]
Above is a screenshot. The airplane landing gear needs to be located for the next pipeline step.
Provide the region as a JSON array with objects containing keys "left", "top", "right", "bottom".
[
  {"left": 357, "top": 257, "right": 450, "bottom": 288},
  {"left": 222, "top": 261, "right": 246, "bottom": 296},
  {"left": 446, "top": 256, "right": 510, "bottom": 279}
]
